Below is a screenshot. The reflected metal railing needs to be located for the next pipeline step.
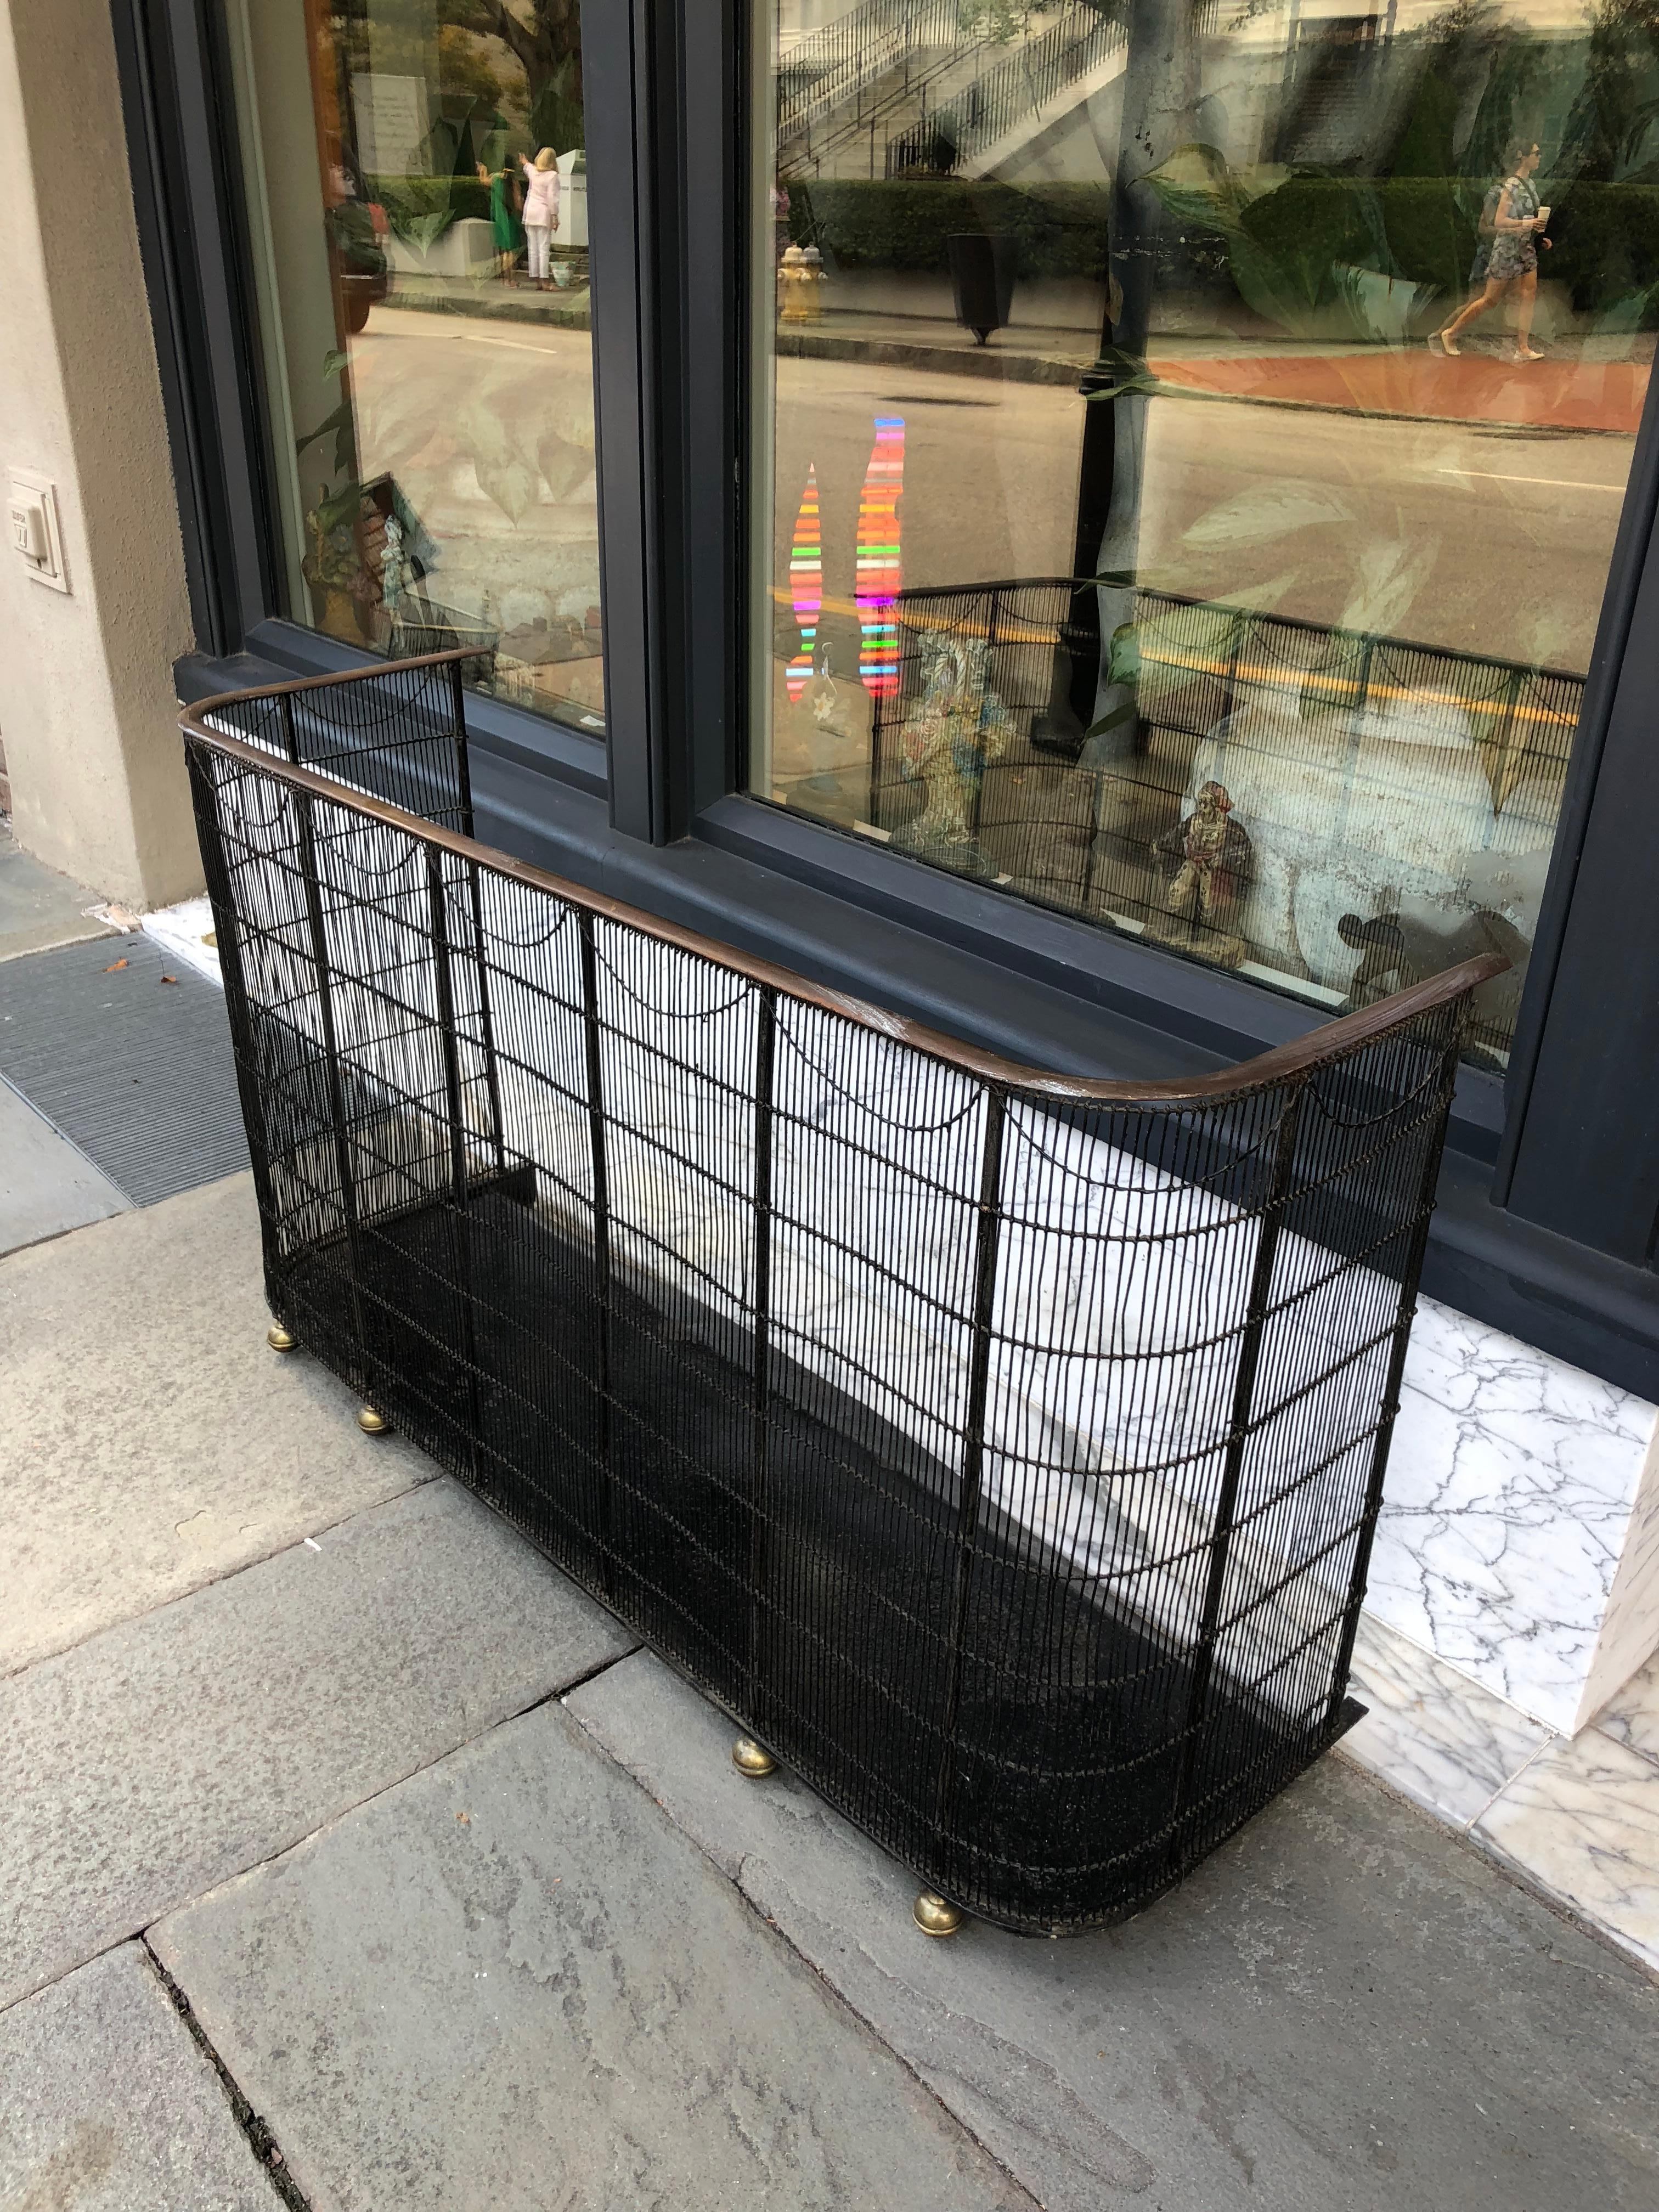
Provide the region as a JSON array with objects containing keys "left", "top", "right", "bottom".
[
  {"left": 181, "top": 651, "right": 1499, "bottom": 1936},
  {"left": 883, "top": 0, "right": 1136, "bottom": 174},
  {"left": 778, "top": 0, "right": 977, "bottom": 148},
  {"left": 862, "top": 579, "right": 1573, "bottom": 1063}
]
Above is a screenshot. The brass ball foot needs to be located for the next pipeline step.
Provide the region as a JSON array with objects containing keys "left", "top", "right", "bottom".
[
  {"left": 913, "top": 1891, "right": 965, "bottom": 1939},
  {"left": 266, "top": 1322, "right": 297, "bottom": 1353},
  {"left": 357, "top": 1405, "right": 391, "bottom": 1435},
  {"left": 731, "top": 1737, "right": 777, "bottom": 1779}
]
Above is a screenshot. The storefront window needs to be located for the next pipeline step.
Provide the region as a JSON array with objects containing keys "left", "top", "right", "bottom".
[
  {"left": 224, "top": 0, "right": 603, "bottom": 730},
  {"left": 752, "top": 0, "right": 1654, "bottom": 1064}
]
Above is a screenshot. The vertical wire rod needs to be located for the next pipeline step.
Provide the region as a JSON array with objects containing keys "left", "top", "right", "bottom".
[
  {"left": 428, "top": 842, "right": 486, "bottom": 1482},
  {"left": 578, "top": 910, "right": 615, "bottom": 1594},
  {"left": 291, "top": 768, "right": 377, "bottom": 1410},
  {"left": 444, "top": 661, "right": 508, "bottom": 1177},
  {"left": 746, "top": 987, "right": 779, "bottom": 1733},
  {"left": 930, "top": 1084, "right": 1008, "bottom": 1880},
  {"left": 1168, "top": 1080, "right": 1307, "bottom": 1871}
]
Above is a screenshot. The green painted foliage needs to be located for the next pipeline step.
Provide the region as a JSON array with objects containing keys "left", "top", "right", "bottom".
[{"left": 366, "top": 174, "right": 494, "bottom": 230}]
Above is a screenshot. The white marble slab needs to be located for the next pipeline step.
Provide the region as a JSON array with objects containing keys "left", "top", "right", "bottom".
[
  {"left": 1584, "top": 1437, "right": 1659, "bottom": 1729},
  {"left": 1369, "top": 1296, "right": 1659, "bottom": 1735},
  {"left": 1590, "top": 1647, "right": 1659, "bottom": 1775},
  {"left": 142, "top": 895, "right": 222, "bottom": 987},
  {"left": 1475, "top": 1728, "right": 1659, "bottom": 1976},
  {"left": 1339, "top": 1611, "right": 1550, "bottom": 1827}
]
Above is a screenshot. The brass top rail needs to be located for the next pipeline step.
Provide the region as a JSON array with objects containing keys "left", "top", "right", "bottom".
[{"left": 181, "top": 651, "right": 1508, "bottom": 1107}]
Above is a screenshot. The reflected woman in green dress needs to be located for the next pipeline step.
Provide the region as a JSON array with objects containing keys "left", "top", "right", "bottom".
[{"left": 477, "top": 162, "right": 524, "bottom": 286}]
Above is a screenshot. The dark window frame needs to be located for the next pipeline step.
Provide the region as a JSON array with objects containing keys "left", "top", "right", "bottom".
[{"left": 117, "top": 0, "right": 1659, "bottom": 1397}]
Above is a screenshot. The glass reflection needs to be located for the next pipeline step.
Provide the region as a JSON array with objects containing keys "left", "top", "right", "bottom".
[
  {"left": 227, "top": 0, "right": 603, "bottom": 731},
  {"left": 755, "top": 0, "right": 1654, "bottom": 1062}
]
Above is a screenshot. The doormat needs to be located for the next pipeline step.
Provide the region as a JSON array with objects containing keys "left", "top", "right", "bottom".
[{"left": 0, "top": 931, "right": 246, "bottom": 1206}]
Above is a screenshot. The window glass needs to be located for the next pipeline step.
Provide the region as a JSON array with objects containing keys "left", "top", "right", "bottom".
[
  {"left": 752, "top": 0, "right": 1654, "bottom": 1064},
  {"left": 225, "top": 0, "right": 603, "bottom": 733}
]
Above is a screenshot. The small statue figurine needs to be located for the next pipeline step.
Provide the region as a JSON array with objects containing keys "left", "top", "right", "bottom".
[
  {"left": 784, "top": 640, "right": 872, "bottom": 828},
  {"left": 895, "top": 630, "right": 1010, "bottom": 861},
  {"left": 380, "top": 510, "right": 406, "bottom": 614},
  {"left": 1146, "top": 780, "right": 1252, "bottom": 968},
  {"left": 798, "top": 640, "right": 867, "bottom": 754}
]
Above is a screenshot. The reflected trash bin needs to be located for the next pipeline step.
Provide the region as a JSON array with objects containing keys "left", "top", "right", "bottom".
[{"left": 947, "top": 233, "right": 1017, "bottom": 345}]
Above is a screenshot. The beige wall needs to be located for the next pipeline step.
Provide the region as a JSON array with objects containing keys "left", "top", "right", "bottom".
[{"left": 0, "top": 0, "right": 200, "bottom": 907}]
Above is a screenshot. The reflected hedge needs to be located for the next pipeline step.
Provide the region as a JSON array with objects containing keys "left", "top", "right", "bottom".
[{"left": 788, "top": 176, "right": 1659, "bottom": 323}]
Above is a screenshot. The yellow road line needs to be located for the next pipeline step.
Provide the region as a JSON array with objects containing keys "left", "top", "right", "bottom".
[{"left": 770, "top": 589, "right": 1578, "bottom": 735}]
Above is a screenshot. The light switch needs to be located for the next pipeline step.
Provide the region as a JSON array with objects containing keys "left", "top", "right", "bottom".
[
  {"left": 10, "top": 499, "right": 46, "bottom": 561},
  {"left": 8, "top": 471, "right": 68, "bottom": 591}
]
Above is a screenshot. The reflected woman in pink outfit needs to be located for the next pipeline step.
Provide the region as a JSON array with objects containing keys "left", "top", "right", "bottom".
[{"left": 520, "top": 148, "right": 562, "bottom": 291}]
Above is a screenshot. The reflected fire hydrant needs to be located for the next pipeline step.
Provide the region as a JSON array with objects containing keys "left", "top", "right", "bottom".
[{"left": 779, "top": 244, "right": 825, "bottom": 324}]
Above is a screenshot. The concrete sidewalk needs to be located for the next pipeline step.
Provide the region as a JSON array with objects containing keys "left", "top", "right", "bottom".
[
  {"left": 4, "top": 1175, "right": 1657, "bottom": 2211},
  {"left": 0, "top": 819, "right": 115, "bottom": 965},
  {"left": 370, "top": 285, "right": 1651, "bottom": 438}
]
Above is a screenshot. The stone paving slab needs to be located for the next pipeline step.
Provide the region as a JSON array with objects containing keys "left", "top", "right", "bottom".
[
  {"left": 1, "top": 1481, "right": 631, "bottom": 2009},
  {"left": 0, "top": 1943, "right": 268, "bottom": 2212},
  {"left": 151, "top": 1702, "right": 1034, "bottom": 2212},
  {"left": 567, "top": 1651, "right": 1659, "bottom": 2212},
  {"left": 0, "top": 822, "right": 112, "bottom": 964},
  {"left": 0, "top": 1074, "right": 128, "bottom": 1257},
  {"left": 0, "top": 1171, "right": 431, "bottom": 1674}
]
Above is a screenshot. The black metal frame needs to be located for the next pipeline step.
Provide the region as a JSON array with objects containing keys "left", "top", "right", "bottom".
[
  {"left": 110, "top": 0, "right": 279, "bottom": 654},
  {"left": 114, "top": 0, "right": 1659, "bottom": 1396},
  {"left": 183, "top": 653, "right": 1497, "bottom": 1932}
]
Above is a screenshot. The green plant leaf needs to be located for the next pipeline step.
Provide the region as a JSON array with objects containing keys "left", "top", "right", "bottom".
[
  {"left": 1138, "top": 143, "right": 1285, "bottom": 240},
  {"left": 296, "top": 399, "right": 353, "bottom": 462},
  {"left": 1182, "top": 483, "right": 1353, "bottom": 550},
  {"left": 295, "top": 396, "right": 359, "bottom": 478},
  {"left": 1105, "top": 620, "right": 1141, "bottom": 689},
  {"left": 1080, "top": 698, "right": 1138, "bottom": 743},
  {"left": 312, "top": 479, "right": 365, "bottom": 535},
  {"left": 1083, "top": 348, "right": 1161, "bottom": 402},
  {"left": 408, "top": 210, "right": 456, "bottom": 252}
]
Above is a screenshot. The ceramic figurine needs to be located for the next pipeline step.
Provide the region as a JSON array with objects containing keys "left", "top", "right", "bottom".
[
  {"left": 380, "top": 511, "right": 406, "bottom": 614},
  {"left": 1147, "top": 778, "right": 1252, "bottom": 968}
]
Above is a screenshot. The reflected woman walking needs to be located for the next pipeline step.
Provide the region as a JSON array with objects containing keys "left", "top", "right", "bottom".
[{"left": 1433, "top": 142, "right": 1550, "bottom": 363}]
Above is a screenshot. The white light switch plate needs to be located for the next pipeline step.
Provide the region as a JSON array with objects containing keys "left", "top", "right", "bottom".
[{"left": 8, "top": 470, "right": 68, "bottom": 592}]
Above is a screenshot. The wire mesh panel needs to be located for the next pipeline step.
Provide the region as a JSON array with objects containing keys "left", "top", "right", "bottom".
[
  {"left": 203, "top": 650, "right": 477, "bottom": 834},
  {"left": 183, "top": 658, "right": 1496, "bottom": 1935}
]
